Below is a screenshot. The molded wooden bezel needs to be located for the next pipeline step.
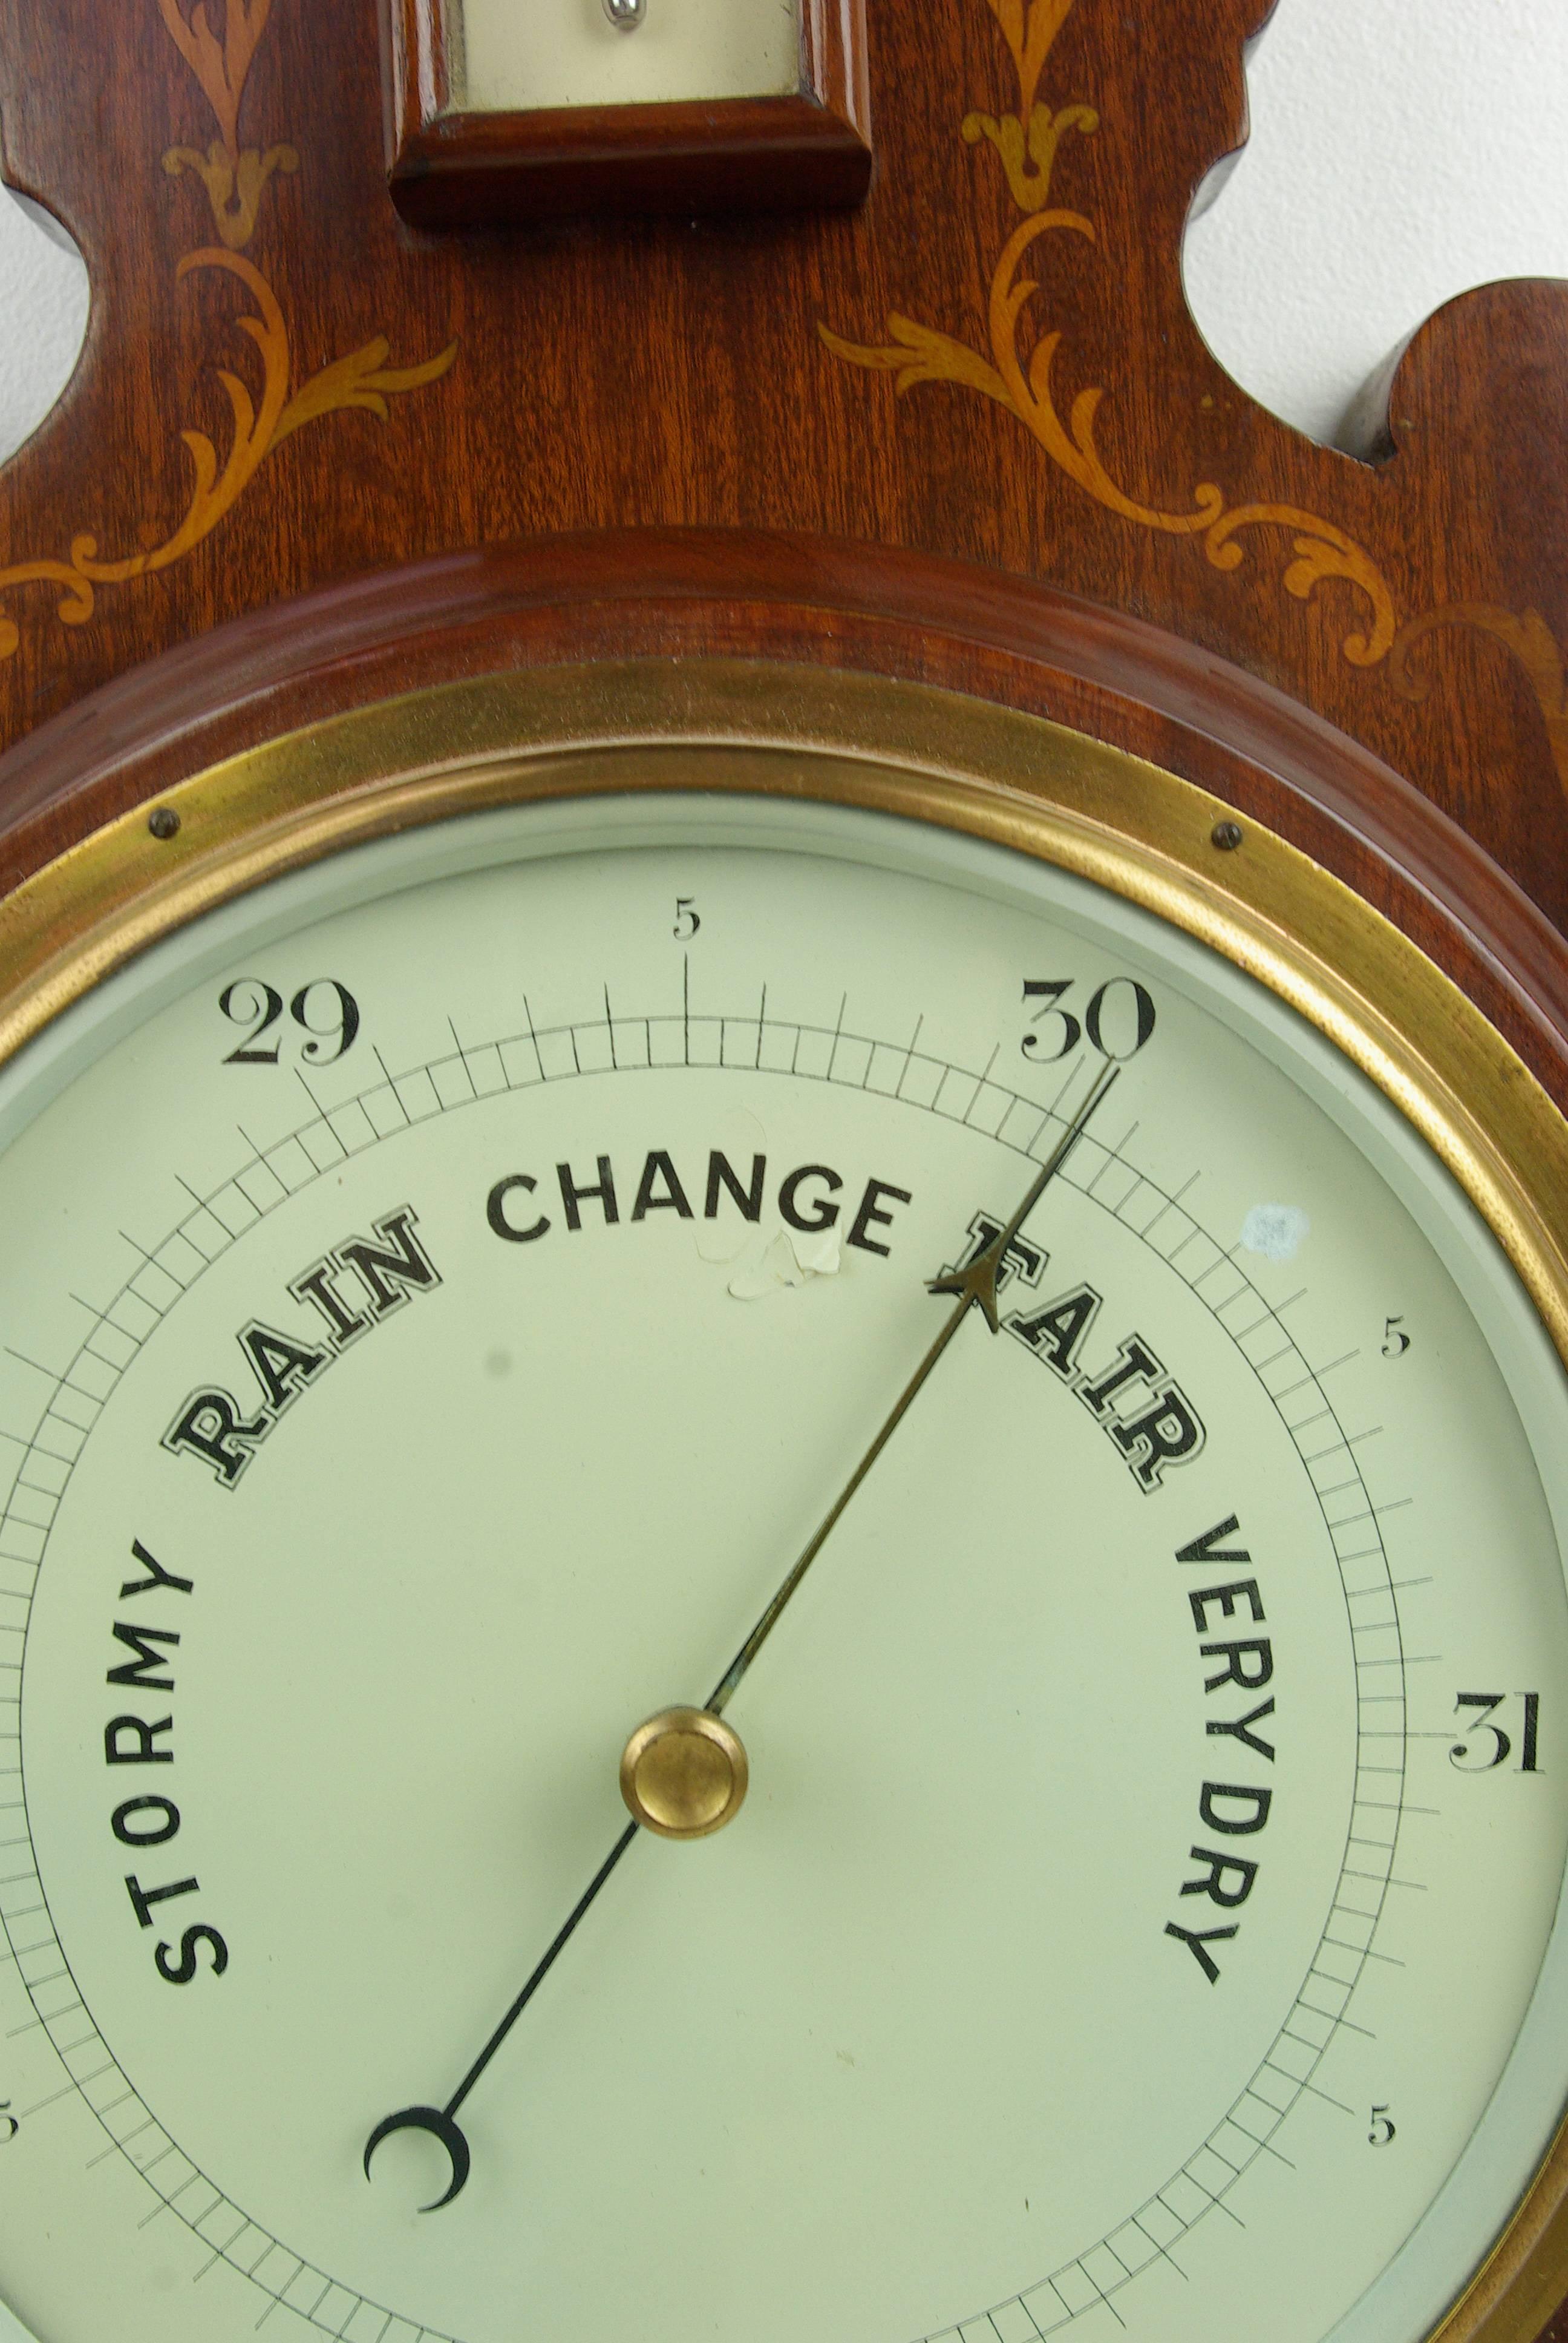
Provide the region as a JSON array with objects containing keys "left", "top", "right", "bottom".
[
  {"left": 378, "top": 0, "right": 872, "bottom": 227},
  {"left": 2, "top": 528, "right": 1563, "bottom": 1112}
]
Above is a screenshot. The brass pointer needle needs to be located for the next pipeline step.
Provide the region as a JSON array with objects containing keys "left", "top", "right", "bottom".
[
  {"left": 704, "top": 1057, "right": 1120, "bottom": 1714},
  {"left": 364, "top": 1059, "right": 1119, "bottom": 2209}
]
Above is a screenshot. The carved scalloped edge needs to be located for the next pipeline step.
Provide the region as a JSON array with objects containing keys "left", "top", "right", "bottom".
[
  {"left": 0, "top": 1, "right": 458, "bottom": 663},
  {"left": 1180, "top": 0, "right": 1283, "bottom": 234},
  {"left": 822, "top": 0, "right": 1568, "bottom": 816},
  {"left": 1376, "top": 280, "right": 1568, "bottom": 796},
  {"left": 1174, "top": 25, "right": 1568, "bottom": 806}
]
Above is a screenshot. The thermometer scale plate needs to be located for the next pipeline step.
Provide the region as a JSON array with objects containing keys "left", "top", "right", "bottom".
[{"left": 377, "top": 0, "right": 873, "bottom": 226}]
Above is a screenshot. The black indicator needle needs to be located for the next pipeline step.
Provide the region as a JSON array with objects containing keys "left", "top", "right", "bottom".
[
  {"left": 704, "top": 1058, "right": 1120, "bottom": 1714},
  {"left": 364, "top": 1060, "right": 1120, "bottom": 2209},
  {"left": 363, "top": 1819, "right": 639, "bottom": 2210}
]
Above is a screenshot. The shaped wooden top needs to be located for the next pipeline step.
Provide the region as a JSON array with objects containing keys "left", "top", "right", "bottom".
[{"left": 0, "top": 0, "right": 1563, "bottom": 928}]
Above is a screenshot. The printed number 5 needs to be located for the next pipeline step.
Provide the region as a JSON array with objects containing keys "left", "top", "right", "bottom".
[
  {"left": 673, "top": 897, "right": 701, "bottom": 941},
  {"left": 1369, "top": 2105, "right": 1396, "bottom": 2147},
  {"left": 0, "top": 2102, "right": 17, "bottom": 2141}
]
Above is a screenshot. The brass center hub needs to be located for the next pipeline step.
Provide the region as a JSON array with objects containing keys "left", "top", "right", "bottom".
[{"left": 619, "top": 1707, "right": 750, "bottom": 1839}]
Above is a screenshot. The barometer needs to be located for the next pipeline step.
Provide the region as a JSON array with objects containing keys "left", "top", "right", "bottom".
[
  {"left": 0, "top": 662, "right": 1567, "bottom": 2343},
  {"left": 1, "top": 0, "right": 1564, "bottom": 2336}
]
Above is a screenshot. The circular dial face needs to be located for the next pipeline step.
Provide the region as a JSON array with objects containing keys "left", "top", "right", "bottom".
[{"left": 0, "top": 785, "right": 1566, "bottom": 2343}]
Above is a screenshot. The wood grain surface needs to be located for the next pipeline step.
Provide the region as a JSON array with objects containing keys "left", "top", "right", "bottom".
[{"left": 0, "top": 0, "right": 1562, "bottom": 925}]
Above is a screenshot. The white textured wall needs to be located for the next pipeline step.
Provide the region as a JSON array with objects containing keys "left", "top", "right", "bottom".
[
  {"left": 1183, "top": 0, "right": 1568, "bottom": 449},
  {"left": 0, "top": 189, "right": 88, "bottom": 470},
  {"left": 0, "top": 0, "right": 1566, "bottom": 465}
]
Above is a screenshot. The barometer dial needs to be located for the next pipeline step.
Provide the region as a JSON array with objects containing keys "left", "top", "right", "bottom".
[{"left": 1, "top": 698, "right": 1567, "bottom": 2343}]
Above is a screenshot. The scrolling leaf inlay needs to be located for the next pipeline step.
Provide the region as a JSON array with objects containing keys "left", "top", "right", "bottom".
[
  {"left": 0, "top": 3, "right": 458, "bottom": 664},
  {"left": 0, "top": 254, "right": 456, "bottom": 661},
  {"left": 822, "top": 0, "right": 1568, "bottom": 799}
]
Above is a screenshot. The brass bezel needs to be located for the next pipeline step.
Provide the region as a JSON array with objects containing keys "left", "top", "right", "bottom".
[{"left": 2, "top": 657, "right": 1566, "bottom": 2342}]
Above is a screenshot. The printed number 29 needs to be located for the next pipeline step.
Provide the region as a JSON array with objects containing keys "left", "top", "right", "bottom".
[
  {"left": 1022, "top": 977, "right": 1156, "bottom": 1064},
  {"left": 220, "top": 980, "right": 361, "bottom": 1066}
]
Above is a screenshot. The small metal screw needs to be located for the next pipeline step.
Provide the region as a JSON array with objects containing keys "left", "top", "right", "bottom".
[
  {"left": 1211, "top": 820, "right": 1244, "bottom": 853},
  {"left": 147, "top": 807, "right": 181, "bottom": 841}
]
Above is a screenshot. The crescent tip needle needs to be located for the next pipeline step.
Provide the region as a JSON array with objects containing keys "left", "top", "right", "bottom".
[{"left": 366, "top": 1057, "right": 1125, "bottom": 2198}]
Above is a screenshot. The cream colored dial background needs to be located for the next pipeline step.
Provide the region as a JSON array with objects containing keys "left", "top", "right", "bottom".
[{"left": 0, "top": 799, "right": 1565, "bottom": 2343}]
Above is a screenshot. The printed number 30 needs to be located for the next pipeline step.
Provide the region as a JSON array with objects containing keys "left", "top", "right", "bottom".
[{"left": 1022, "top": 977, "right": 1156, "bottom": 1064}]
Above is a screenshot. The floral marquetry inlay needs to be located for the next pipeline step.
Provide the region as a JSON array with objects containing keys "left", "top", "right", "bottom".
[
  {"left": 157, "top": 0, "right": 298, "bottom": 249},
  {"left": 0, "top": 0, "right": 457, "bottom": 664},
  {"left": 821, "top": 0, "right": 1568, "bottom": 800}
]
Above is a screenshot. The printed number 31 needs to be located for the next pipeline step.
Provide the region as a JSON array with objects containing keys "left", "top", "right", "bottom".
[{"left": 1451, "top": 1692, "right": 1541, "bottom": 1772}]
